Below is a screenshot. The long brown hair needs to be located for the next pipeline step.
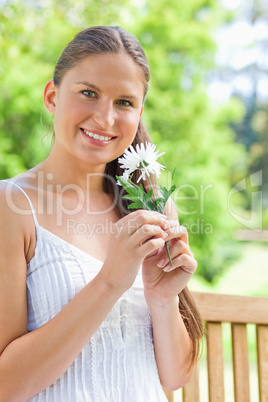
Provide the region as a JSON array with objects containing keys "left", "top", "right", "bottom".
[{"left": 53, "top": 25, "right": 203, "bottom": 370}]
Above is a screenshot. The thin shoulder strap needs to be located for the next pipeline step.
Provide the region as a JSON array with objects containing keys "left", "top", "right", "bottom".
[{"left": 2, "top": 180, "right": 39, "bottom": 227}]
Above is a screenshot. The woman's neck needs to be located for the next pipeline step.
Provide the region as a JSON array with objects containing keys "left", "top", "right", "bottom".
[{"left": 40, "top": 145, "right": 107, "bottom": 194}]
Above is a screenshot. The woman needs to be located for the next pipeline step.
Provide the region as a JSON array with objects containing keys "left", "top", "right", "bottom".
[{"left": 0, "top": 26, "right": 203, "bottom": 401}]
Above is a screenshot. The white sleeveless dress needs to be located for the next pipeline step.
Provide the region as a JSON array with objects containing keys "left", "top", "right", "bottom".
[{"left": 5, "top": 181, "right": 168, "bottom": 402}]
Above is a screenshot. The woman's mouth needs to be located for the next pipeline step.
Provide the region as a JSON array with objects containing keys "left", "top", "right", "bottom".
[{"left": 81, "top": 128, "right": 115, "bottom": 142}]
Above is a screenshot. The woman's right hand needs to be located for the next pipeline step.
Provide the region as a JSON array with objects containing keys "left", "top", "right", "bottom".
[{"left": 100, "top": 210, "right": 169, "bottom": 292}]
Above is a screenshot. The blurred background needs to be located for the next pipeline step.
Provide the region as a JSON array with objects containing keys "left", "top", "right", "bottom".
[
  {"left": 0, "top": 1, "right": 267, "bottom": 400},
  {"left": 0, "top": 0, "right": 267, "bottom": 293}
]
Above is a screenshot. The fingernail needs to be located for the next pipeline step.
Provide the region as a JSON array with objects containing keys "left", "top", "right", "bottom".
[
  {"left": 157, "top": 259, "right": 165, "bottom": 268},
  {"left": 163, "top": 231, "right": 168, "bottom": 238},
  {"left": 157, "top": 247, "right": 165, "bottom": 255},
  {"left": 163, "top": 265, "right": 171, "bottom": 272}
]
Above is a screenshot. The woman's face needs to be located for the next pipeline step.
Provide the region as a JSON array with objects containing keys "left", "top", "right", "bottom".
[{"left": 45, "top": 52, "right": 145, "bottom": 170}]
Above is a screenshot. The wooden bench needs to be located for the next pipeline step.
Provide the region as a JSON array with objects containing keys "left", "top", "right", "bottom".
[{"left": 164, "top": 291, "right": 268, "bottom": 402}]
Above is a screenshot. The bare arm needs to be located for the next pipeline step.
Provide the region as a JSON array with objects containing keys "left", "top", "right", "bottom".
[
  {"left": 0, "top": 274, "right": 124, "bottom": 401},
  {"left": 0, "top": 189, "right": 167, "bottom": 401},
  {"left": 146, "top": 293, "right": 193, "bottom": 390},
  {"left": 0, "top": 187, "right": 125, "bottom": 401}
]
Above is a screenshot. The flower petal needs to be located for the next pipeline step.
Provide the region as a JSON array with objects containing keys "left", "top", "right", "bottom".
[{"left": 117, "top": 142, "right": 165, "bottom": 180}]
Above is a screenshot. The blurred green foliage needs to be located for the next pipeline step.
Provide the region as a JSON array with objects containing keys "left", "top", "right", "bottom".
[
  {"left": 0, "top": 0, "right": 248, "bottom": 281},
  {"left": 249, "top": 102, "right": 268, "bottom": 207}
]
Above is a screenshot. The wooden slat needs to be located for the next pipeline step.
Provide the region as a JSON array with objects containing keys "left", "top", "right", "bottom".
[
  {"left": 206, "top": 322, "right": 225, "bottom": 401},
  {"left": 232, "top": 323, "right": 250, "bottom": 402},
  {"left": 257, "top": 325, "right": 268, "bottom": 402},
  {"left": 182, "top": 362, "right": 200, "bottom": 402},
  {"left": 192, "top": 292, "right": 268, "bottom": 324},
  {"left": 165, "top": 292, "right": 268, "bottom": 402}
]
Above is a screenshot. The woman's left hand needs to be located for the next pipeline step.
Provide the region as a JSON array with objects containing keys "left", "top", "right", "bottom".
[{"left": 142, "top": 219, "right": 197, "bottom": 303}]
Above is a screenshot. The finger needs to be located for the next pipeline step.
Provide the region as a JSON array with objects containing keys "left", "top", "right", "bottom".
[
  {"left": 115, "top": 210, "right": 168, "bottom": 237},
  {"left": 145, "top": 245, "right": 166, "bottom": 259},
  {"left": 162, "top": 254, "right": 198, "bottom": 274},
  {"left": 132, "top": 224, "right": 168, "bottom": 246},
  {"left": 139, "top": 237, "right": 166, "bottom": 258},
  {"left": 170, "top": 238, "right": 193, "bottom": 258},
  {"left": 163, "top": 224, "right": 188, "bottom": 244},
  {"left": 156, "top": 240, "right": 193, "bottom": 268}
]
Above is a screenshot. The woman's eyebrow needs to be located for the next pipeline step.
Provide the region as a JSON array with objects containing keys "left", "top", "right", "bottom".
[
  {"left": 75, "top": 81, "right": 139, "bottom": 100},
  {"left": 75, "top": 81, "right": 102, "bottom": 92},
  {"left": 118, "top": 94, "right": 138, "bottom": 100}
]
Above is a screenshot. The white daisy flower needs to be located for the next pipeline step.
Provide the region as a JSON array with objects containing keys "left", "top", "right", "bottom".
[
  {"left": 116, "top": 170, "right": 130, "bottom": 186},
  {"left": 118, "top": 142, "right": 165, "bottom": 182},
  {"left": 116, "top": 142, "right": 173, "bottom": 267}
]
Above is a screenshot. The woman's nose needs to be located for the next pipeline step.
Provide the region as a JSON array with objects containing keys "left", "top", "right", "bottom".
[{"left": 92, "top": 100, "right": 115, "bottom": 129}]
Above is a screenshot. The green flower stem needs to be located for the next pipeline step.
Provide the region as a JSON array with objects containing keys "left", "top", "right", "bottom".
[
  {"left": 147, "top": 175, "right": 156, "bottom": 201},
  {"left": 144, "top": 167, "right": 173, "bottom": 268},
  {"left": 165, "top": 241, "right": 173, "bottom": 268}
]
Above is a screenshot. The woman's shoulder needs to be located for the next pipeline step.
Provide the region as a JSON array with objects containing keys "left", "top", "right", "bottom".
[
  {"left": 0, "top": 166, "right": 44, "bottom": 210},
  {"left": 0, "top": 174, "right": 37, "bottom": 261},
  {"left": 0, "top": 174, "right": 35, "bottom": 215}
]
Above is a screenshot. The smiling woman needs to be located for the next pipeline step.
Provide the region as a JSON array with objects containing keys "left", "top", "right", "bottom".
[
  {"left": 44, "top": 51, "right": 145, "bottom": 168},
  {"left": 0, "top": 26, "right": 202, "bottom": 401}
]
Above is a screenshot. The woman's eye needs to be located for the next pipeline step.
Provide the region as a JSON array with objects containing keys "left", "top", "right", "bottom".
[
  {"left": 118, "top": 99, "right": 132, "bottom": 107},
  {"left": 82, "top": 90, "right": 96, "bottom": 98}
]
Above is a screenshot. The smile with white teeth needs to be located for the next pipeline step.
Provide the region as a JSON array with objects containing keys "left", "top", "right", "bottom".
[{"left": 82, "top": 129, "right": 113, "bottom": 141}]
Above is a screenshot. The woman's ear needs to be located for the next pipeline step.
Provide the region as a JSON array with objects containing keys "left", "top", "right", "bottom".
[{"left": 43, "top": 79, "right": 57, "bottom": 115}]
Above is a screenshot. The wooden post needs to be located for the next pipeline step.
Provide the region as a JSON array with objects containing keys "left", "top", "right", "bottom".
[
  {"left": 257, "top": 325, "right": 268, "bottom": 402},
  {"left": 232, "top": 323, "right": 250, "bottom": 402},
  {"left": 182, "top": 362, "right": 200, "bottom": 402},
  {"left": 206, "top": 322, "right": 225, "bottom": 401}
]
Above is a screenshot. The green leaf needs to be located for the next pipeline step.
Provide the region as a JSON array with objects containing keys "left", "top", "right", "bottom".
[
  {"left": 116, "top": 176, "right": 177, "bottom": 213},
  {"left": 116, "top": 175, "right": 159, "bottom": 211},
  {"left": 159, "top": 184, "right": 176, "bottom": 211},
  {"left": 116, "top": 176, "right": 139, "bottom": 193},
  {"left": 153, "top": 196, "right": 165, "bottom": 213}
]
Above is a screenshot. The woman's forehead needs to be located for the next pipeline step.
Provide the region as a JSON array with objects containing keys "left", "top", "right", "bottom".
[{"left": 62, "top": 53, "right": 145, "bottom": 94}]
